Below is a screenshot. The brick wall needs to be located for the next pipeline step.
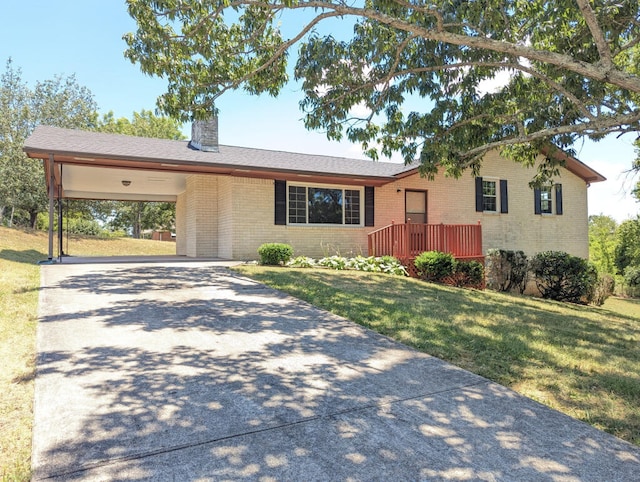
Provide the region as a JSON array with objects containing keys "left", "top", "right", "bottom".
[
  {"left": 375, "top": 152, "right": 589, "bottom": 258},
  {"left": 185, "top": 175, "right": 218, "bottom": 257},
  {"left": 175, "top": 192, "right": 186, "bottom": 255},
  {"left": 225, "top": 177, "right": 369, "bottom": 259},
  {"left": 178, "top": 151, "right": 591, "bottom": 260},
  {"left": 218, "top": 176, "right": 234, "bottom": 259}
]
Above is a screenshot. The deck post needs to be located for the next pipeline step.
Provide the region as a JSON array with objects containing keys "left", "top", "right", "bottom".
[
  {"left": 405, "top": 218, "right": 411, "bottom": 259},
  {"left": 391, "top": 220, "right": 395, "bottom": 257}
]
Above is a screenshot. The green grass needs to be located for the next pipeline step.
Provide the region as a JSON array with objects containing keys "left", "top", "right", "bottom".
[
  {"left": 0, "top": 227, "right": 176, "bottom": 481},
  {"left": 234, "top": 266, "right": 640, "bottom": 447}
]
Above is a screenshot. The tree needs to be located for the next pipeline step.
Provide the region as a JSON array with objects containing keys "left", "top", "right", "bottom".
[
  {"left": 588, "top": 214, "right": 617, "bottom": 274},
  {"left": 124, "top": 0, "right": 640, "bottom": 183},
  {"left": 97, "top": 109, "right": 185, "bottom": 139},
  {"left": 0, "top": 59, "right": 98, "bottom": 227},
  {"left": 0, "top": 59, "right": 32, "bottom": 226},
  {"left": 614, "top": 216, "right": 640, "bottom": 274},
  {"left": 94, "top": 110, "right": 185, "bottom": 238}
]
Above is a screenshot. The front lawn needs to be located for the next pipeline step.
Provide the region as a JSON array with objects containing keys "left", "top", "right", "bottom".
[{"left": 234, "top": 266, "right": 640, "bottom": 446}]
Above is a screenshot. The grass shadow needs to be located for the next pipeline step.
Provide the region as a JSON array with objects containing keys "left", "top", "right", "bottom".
[{"left": 0, "top": 249, "right": 47, "bottom": 265}]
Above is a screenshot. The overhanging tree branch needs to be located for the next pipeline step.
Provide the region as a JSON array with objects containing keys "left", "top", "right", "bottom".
[{"left": 124, "top": 0, "right": 640, "bottom": 179}]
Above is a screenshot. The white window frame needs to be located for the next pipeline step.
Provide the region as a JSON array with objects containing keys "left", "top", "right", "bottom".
[
  {"left": 482, "top": 178, "right": 499, "bottom": 213},
  {"left": 540, "top": 186, "right": 553, "bottom": 214}
]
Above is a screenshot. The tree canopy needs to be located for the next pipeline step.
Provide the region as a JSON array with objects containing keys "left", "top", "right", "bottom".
[
  {"left": 97, "top": 109, "right": 186, "bottom": 140},
  {"left": 124, "top": 0, "right": 640, "bottom": 183},
  {"left": 0, "top": 59, "right": 97, "bottom": 227},
  {"left": 588, "top": 214, "right": 618, "bottom": 274}
]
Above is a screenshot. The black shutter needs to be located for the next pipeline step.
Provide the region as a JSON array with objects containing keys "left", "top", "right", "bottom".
[
  {"left": 274, "top": 180, "right": 286, "bottom": 225},
  {"left": 534, "top": 188, "right": 542, "bottom": 215},
  {"left": 500, "top": 179, "right": 508, "bottom": 214},
  {"left": 364, "top": 186, "right": 375, "bottom": 226},
  {"left": 475, "top": 177, "right": 483, "bottom": 212},
  {"left": 555, "top": 184, "right": 563, "bottom": 215}
]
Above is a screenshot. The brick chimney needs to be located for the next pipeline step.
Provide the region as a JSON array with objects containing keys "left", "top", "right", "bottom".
[{"left": 190, "top": 117, "right": 219, "bottom": 152}]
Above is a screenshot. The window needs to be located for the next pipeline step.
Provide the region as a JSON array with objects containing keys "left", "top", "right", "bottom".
[
  {"left": 534, "top": 184, "right": 563, "bottom": 215},
  {"left": 540, "top": 187, "right": 552, "bottom": 214},
  {"left": 308, "top": 187, "right": 343, "bottom": 224},
  {"left": 288, "top": 186, "right": 306, "bottom": 224},
  {"left": 475, "top": 177, "right": 508, "bottom": 213},
  {"left": 482, "top": 180, "right": 497, "bottom": 212},
  {"left": 287, "top": 184, "right": 362, "bottom": 225},
  {"left": 344, "top": 189, "right": 361, "bottom": 225}
]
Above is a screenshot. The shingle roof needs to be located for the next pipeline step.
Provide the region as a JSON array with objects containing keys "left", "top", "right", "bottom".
[
  {"left": 24, "top": 125, "right": 416, "bottom": 180},
  {"left": 23, "top": 125, "right": 605, "bottom": 184}
]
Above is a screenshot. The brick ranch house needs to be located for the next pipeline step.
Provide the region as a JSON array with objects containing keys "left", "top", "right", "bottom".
[{"left": 24, "top": 120, "right": 605, "bottom": 263}]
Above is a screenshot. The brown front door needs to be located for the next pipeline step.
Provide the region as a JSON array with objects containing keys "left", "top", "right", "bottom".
[{"left": 405, "top": 190, "right": 427, "bottom": 223}]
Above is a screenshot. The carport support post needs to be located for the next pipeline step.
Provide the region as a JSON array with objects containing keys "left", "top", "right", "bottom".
[{"left": 48, "top": 154, "right": 55, "bottom": 261}]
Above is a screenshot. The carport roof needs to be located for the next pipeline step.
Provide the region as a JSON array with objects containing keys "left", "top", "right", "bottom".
[{"left": 24, "top": 125, "right": 416, "bottom": 180}]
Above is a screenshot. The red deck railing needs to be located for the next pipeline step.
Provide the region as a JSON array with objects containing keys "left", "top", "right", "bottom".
[{"left": 368, "top": 221, "right": 483, "bottom": 260}]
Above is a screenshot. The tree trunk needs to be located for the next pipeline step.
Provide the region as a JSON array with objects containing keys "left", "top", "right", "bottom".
[
  {"left": 30, "top": 210, "right": 38, "bottom": 229},
  {"left": 9, "top": 206, "right": 15, "bottom": 227},
  {"left": 0, "top": 205, "right": 4, "bottom": 225},
  {"left": 133, "top": 203, "right": 142, "bottom": 239}
]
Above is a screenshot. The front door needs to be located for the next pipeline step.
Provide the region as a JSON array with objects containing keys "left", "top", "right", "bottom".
[{"left": 405, "top": 190, "right": 427, "bottom": 223}]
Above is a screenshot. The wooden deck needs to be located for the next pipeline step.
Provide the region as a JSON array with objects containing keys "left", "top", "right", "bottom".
[{"left": 368, "top": 221, "right": 484, "bottom": 277}]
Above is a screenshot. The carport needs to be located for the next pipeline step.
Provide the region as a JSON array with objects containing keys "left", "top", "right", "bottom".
[{"left": 23, "top": 128, "right": 202, "bottom": 262}]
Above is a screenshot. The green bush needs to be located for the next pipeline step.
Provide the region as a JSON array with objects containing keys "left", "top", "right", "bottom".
[
  {"left": 257, "top": 243, "right": 294, "bottom": 265},
  {"left": 451, "top": 260, "right": 485, "bottom": 288},
  {"left": 377, "top": 256, "right": 408, "bottom": 276},
  {"left": 287, "top": 256, "right": 317, "bottom": 268},
  {"left": 530, "top": 251, "right": 598, "bottom": 304},
  {"left": 415, "top": 251, "right": 456, "bottom": 282},
  {"left": 485, "top": 249, "right": 528, "bottom": 293},
  {"left": 286, "top": 254, "right": 407, "bottom": 276},
  {"left": 65, "top": 218, "right": 103, "bottom": 236},
  {"left": 317, "top": 255, "right": 348, "bottom": 270}
]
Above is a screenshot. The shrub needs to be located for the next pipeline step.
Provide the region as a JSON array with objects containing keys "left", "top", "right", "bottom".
[
  {"left": 257, "top": 243, "right": 293, "bottom": 265},
  {"left": 591, "top": 274, "right": 615, "bottom": 306},
  {"left": 286, "top": 254, "right": 407, "bottom": 276},
  {"left": 415, "top": 251, "right": 456, "bottom": 282},
  {"left": 65, "top": 218, "right": 103, "bottom": 236},
  {"left": 485, "top": 249, "right": 528, "bottom": 293},
  {"left": 345, "top": 255, "right": 376, "bottom": 272},
  {"left": 377, "top": 256, "right": 409, "bottom": 276},
  {"left": 286, "top": 256, "right": 317, "bottom": 268},
  {"left": 530, "top": 251, "right": 598, "bottom": 304},
  {"left": 449, "top": 260, "right": 485, "bottom": 288},
  {"left": 318, "top": 255, "right": 348, "bottom": 270}
]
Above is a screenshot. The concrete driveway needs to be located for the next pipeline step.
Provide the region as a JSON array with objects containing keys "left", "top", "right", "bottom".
[{"left": 34, "top": 262, "right": 640, "bottom": 481}]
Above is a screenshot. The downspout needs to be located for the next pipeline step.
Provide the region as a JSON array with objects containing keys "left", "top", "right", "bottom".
[{"left": 47, "top": 154, "right": 55, "bottom": 262}]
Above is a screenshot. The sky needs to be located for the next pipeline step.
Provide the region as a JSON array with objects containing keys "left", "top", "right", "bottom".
[{"left": 1, "top": 1, "right": 638, "bottom": 222}]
